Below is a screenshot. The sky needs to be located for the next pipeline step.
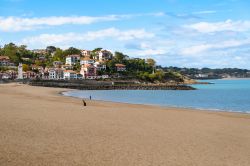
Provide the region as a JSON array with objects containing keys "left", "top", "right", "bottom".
[{"left": 0, "top": 0, "right": 250, "bottom": 69}]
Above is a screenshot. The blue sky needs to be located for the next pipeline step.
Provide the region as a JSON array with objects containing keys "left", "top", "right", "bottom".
[{"left": 0, "top": 0, "right": 250, "bottom": 68}]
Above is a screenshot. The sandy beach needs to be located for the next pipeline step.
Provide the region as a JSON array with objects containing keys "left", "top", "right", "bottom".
[{"left": 0, "top": 83, "right": 250, "bottom": 166}]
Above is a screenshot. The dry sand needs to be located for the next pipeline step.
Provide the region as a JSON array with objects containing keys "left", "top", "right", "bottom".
[{"left": 0, "top": 83, "right": 250, "bottom": 166}]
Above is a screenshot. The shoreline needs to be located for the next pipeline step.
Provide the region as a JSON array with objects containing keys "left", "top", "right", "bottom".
[
  {"left": 1, "top": 83, "right": 250, "bottom": 165},
  {"left": 62, "top": 89, "right": 250, "bottom": 115},
  {"left": 60, "top": 88, "right": 250, "bottom": 120},
  {"left": 221, "top": 77, "right": 250, "bottom": 80}
]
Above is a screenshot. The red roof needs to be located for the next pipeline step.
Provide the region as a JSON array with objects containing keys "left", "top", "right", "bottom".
[
  {"left": 0, "top": 56, "right": 10, "bottom": 60},
  {"left": 83, "top": 64, "right": 95, "bottom": 68},
  {"left": 64, "top": 70, "right": 77, "bottom": 73},
  {"left": 115, "top": 64, "right": 126, "bottom": 67},
  {"left": 81, "top": 57, "right": 92, "bottom": 61},
  {"left": 67, "top": 54, "right": 80, "bottom": 58}
]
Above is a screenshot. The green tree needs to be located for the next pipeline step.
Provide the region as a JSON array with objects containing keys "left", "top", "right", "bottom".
[
  {"left": 114, "top": 51, "right": 128, "bottom": 63},
  {"left": 22, "top": 64, "right": 29, "bottom": 72},
  {"left": 52, "top": 48, "right": 65, "bottom": 62},
  {"left": 2, "top": 43, "right": 20, "bottom": 65},
  {"left": 146, "top": 58, "right": 156, "bottom": 67},
  {"left": 106, "top": 60, "right": 116, "bottom": 73},
  {"left": 64, "top": 47, "right": 81, "bottom": 55},
  {"left": 92, "top": 48, "right": 102, "bottom": 52},
  {"left": 46, "top": 46, "right": 57, "bottom": 54}
]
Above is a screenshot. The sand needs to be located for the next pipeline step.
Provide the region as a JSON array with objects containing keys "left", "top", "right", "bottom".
[{"left": 0, "top": 83, "right": 250, "bottom": 166}]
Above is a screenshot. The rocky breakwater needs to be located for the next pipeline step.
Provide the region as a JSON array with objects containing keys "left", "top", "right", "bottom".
[{"left": 28, "top": 80, "right": 196, "bottom": 90}]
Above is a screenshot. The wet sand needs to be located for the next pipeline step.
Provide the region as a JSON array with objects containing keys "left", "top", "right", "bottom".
[{"left": 0, "top": 83, "right": 250, "bottom": 166}]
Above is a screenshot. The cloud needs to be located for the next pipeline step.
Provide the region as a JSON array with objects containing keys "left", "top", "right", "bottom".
[
  {"left": 20, "top": 28, "right": 155, "bottom": 46},
  {"left": 164, "top": 12, "right": 201, "bottom": 20},
  {"left": 124, "top": 40, "right": 175, "bottom": 60},
  {"left": 0, "top": 15, "right": 125, "bottom": 32},
  {"left": 0, "top": 12, "right": 166, "bottom": 32},
  {"left": 180, "top": 39, "right": 250, "bottom": 55},
  {"left": 193, "top": 10, "right": 217, "bottom": 14},
  {"left": 185, "top": 19, "right": 250, "bottom": 33}
]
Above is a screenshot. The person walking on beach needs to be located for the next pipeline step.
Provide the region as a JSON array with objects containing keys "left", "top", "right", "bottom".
[
  {"left": 82, "top": 99, "right": 87, "bottom": 107},
  {"left": 89, "top": 95, "right": 92, "bottom": 100}
]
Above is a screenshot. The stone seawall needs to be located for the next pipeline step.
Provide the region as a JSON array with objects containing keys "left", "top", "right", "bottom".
[{"left": 28, "top": 80, "right": 196, "bottom": 90}]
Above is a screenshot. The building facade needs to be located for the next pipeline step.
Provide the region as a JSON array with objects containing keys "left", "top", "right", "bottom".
[
  {"left": 48, "top": 68, "right": 64, "bottom": 80},
  {"left": 0, "top": 56, "right": 11, "bottom": 66},
  {"left": 80, "top": 64, "right": 97, "bottom": 79},
  {"left": 63, "top": 70, "right": 78, "bottom": 80},
  {"left": 65, "top": 55, "right": 80, "bottom": 66},
  {"left": 96, "top": 50, "right": 112, "bottom": 62},
  {"left": 115, "top": 64, "right": 126, "bottom": 72}
]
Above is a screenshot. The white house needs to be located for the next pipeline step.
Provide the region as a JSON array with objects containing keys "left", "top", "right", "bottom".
[
  {"left": 0, "top": 56, "right": 11, "bottom": 66},
  {"left": 81, "top": 50, "right": 91, "bottom": 57},
  {"left": 94, "top": 61, "right": 106, "bottom": 70},
  {"left": 96, "top": 50, "right": 112, "bottom": 62},
  {"left": 48, "top": 68, "right": 64, "bottom": 80},
  {"left": 61, "top": 64, "right": 73, "bottom": 70},
  {"left": 63, "top": 70, "right": 77, "bottom": 80},
  {"left": 65, "top": 55, "right": 80, "bottom": 66},
  {"left": 80, "top": 57, "right": 95, "bottom": 65},
  {"left": 32, "top": 49, "right": 47, "bottom": 55},
  {"left": 53, "top": 61, "right": 63, "bottom": 67},
  {"left": 195, "top": 74, "right": 209, "bottom": 78}
]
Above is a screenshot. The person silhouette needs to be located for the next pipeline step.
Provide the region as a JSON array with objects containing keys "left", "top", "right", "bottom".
[
  {"left": 82, "top": 99, "right": 87, "bottom": 106},
  {"left": 89, "top": 95, "right": 92, "bottom": 100}
]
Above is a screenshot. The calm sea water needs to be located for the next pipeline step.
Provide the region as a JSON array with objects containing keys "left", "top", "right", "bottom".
[{"left": 63, "top": 79, "right": 250, "bottom": 113}]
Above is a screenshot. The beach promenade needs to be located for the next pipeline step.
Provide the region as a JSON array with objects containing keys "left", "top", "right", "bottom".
[{"left": 0, "top": 83, "right": 250, "bottom": 166}]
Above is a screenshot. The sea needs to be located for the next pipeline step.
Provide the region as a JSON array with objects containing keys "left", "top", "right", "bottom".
[{"left": 62, "top": 79, "right": 250, "bottom": 113}]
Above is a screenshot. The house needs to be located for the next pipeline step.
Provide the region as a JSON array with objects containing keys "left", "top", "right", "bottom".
[
  {"left": 80, "top": 64, "right": 96, "bottom": 79},
  {"left": 31, "top": 65, "right": 44, "bottom": 72},
  {"left": 194, "top": 74, "right": 209, "bottom": 78},
  {"left": 65, "top": 55, "right": 80, "bottom": 66},
  {"left": 23, "top": 71, "right": 37, "bottom": 79},
  {"left": 63, "top": 70, "right": 77, "bottom": 80},
  {"left": 21, "top": 57, "right": 31, "bottom": 62},
  {"left": 0, "top": 70, "right": 17, "bottom": 79},
  {"left": 32, "top": 49, "right": 47, "bottom": 55},
  {"left": 48, "top": 68, "right": 64, "bottom": 80},
  {"left": 61, "top": 64, "right": 73, "bottom": 70},
  {"left": 0, "top": 73, "right": 11, "bottom": 79},
  {"left": 0, "top": 56, "right": 10, "bottom": 66},
  {"left": 53, "top": 61, "right": 63, "bottom": 67},
  {"left": 81, "top": 50, "right": 91, "bottom": 57},
  {"left": 94, "top": 61, "right": 106, "bottom": 71},
  {"left": 96, "top": 50, "right": 112, "bottom": 62},
  {"left": 38, "top": 55, "right": 46, "bottom": 61},
  {"left": 77, "top": 74, "right": 83, "bottom": 80},
  {"left": 80, "top": 57, "right": 95, "bottom": 65},
  {"left": 115, "top": 64, "right": 126, "bottom": 72}
]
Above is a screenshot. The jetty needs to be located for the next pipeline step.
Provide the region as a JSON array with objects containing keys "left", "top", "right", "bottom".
[{"left": 28, "top": 80, "right": 196, "bottom": 90}]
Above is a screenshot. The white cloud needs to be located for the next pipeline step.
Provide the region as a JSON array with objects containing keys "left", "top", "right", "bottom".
[
  {"left": 136, "top": 49, "right": 167, "bottom": 56},
  {"left": 0, "top": 12, "right": 166, "bottom": 32},
  {"left": 180, "top": 39, "right": 250, "bottom": 55},
  {"left": 0, "top": 15, "right": 125, "bottom": 32},
  {"left": 185, "top": 19, "right": 250, "bottom": 33},
  {"left": 193, "top": 10, "right": 217, "bottom": 14},
  {"left": 20, "top": 28, "right": 155, "bottom": 46}
]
